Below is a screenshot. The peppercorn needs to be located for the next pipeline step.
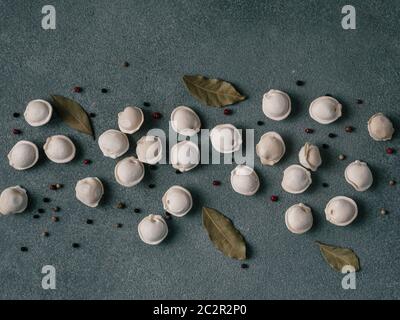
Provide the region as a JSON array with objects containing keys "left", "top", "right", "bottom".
[
  {"left": 20, "top": 247, "right": 28, "bottom": 252},
  {"left": 380, "top": 208, "right": 388, "bottom": 215},
  {"left": 72, "top": 243, "right": 80, "bottom": 248},
  {"left": 43, "top": 197, "right": 50, "bottom": 203},
  {"left": 89, "top": 112, "right": 96, "bottom": 118},
  {"left": 122, "top": 61, "right": 130, "bottom": 67},
  {"left": 41, "top": 231, "right": 49, "bottom": 237},
  {"left": 223, "top": 108, "right": 232, "bottom": 115},
  {"left": 257, "top": 121, "right": 264, "bottom": 126},
  {"left": 73, "top": 86, "right": 82, "bottom": 93},
  {"left": 338, "top": 154, "right": 346, "bottom": 160},
  {"left": 52, "top": 207, "right": 60, "bottom": 212},
  {"left": 143, "top": 102, "right": 151, "bottom": 107},
  {"left": 296, "top": 80, "right": 305, "bottom": 86},
  {"left": 33, "top": 214, "right": 40, "bottom": 219},
  {"left": 114, "top": 223, "right": 123, "bottom": 228},
  {"left": 152, "top": 112, "right": 162, "bottom": 119},
  {"left": 148, "top": 184, "right": 155, "bottom": 189},
  {"left": 51, "top": 216, "right": 59, "bottom": 222},
  {"left": 241, "top": 263, "right": 249, "bottom": 269},
  {"left": 322, "top": 183, "right": 329, "bottom": 188},
  {"left": 322, "top": 144, "right": 329, "bottom": 149},
  {"left": 356, "top": 99, "right": 363, "bottom": 105},
  {"left": 386, "top": 147, "right": 395, "bottom": 155},
  {"left": 389, "top": 180, "right": 396, "bottom": 186},
  {"left": 101, "top": 88, "right": 108, "bottom": 93},
  {"left": 270, "top": 195, "right": 278, "bottom": 202},
  {"left": 13, "top": 112, "right": 20, "bottom": 118},
  {"left": 38, "top": 208, "right": 45, "bottom": 214},
  {"left": 12, "top": 128, "right": 21, "bottom": 135},
  {"left": 345, "top": 126, "right": 354, "bottom": 133},
  {"left": 305, "top": 128, "right": 314, "bottom": 134},
  {"left": 83, "top": 159, "right": 91, "bottom": 165},
  {"left": 49, "top": 184, "right": 57, "bottom": 190},
  {"left": 212, "top": 180, "right": 221, "bottom": 186},
  {"left": 86, "top": 219, "right": 93, "bottom": 224},
  {"left": 116, "top": 202, "right": 126, "bottom": 209},
  {"left": 328, "top": 133, "right": 337, "bottom": 138},
  {"left": 134, "top": 208, "right": 141, "bottom": 214}
]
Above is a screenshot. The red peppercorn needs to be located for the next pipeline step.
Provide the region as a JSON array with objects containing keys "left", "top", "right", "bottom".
[
  {"left": 223, "top": 108, "right": 232, "bottom": 115},
  {"left": 83, "top": 159, "right": 91, "bottom": 165},
  {"left": 12, "top": 128, "right": 21, "bottom": 135},
  {"left": 212, "top": 180, "right": 221, "bottom": 186},
  {"left": 73, "top": 86, "right": 82, "bottom": 93},
  {"left": 305, "top": 128, "right": 314, "bottom": 134},
  {"left": 152, "top": 112, "right": 162, "bottom": 119},
  {"left": 270, "top": 195, "right": 278, "bottom": 202},
  {"left": 386, "top": 147, "right": 395, "bottom": 155}
]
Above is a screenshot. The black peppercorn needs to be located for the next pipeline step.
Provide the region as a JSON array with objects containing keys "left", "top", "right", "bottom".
[
  {"left": 72, "top": 243, "right": 80, "bottom": 248},
  {"left": 20, "top": 247, "right": 28, "bottom": 252}
]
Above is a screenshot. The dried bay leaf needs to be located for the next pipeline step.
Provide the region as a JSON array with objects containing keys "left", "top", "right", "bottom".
[
  {"left": 183, "top": 75, "right": 246, "bottom": 107},
  {"left": 316, "top": 241, "right": 360, "bottom": 272},
  {"left": 202, "top": 207, "right": 246, "bottom": 260},
  {"left": 51, "top": 95, "right": 94, "bottom": 137}
]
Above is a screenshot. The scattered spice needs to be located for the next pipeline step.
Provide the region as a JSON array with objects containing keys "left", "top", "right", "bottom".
[
  {"left": 380, "top": 208, "right": 388, "bottom": 215},
  {"left": 241, "top": 263, "right": 249, "bottom": 269},
  {"left": 49, "top": 184, "right": 57, "bottom": 190},
  {"left": 338, "top": 154, "right": 346, "bottom": 161},
  {"left": 83, "top": 159, "right": 91, "bottom": 165},
  {"left": 101, "top": 88, "right": 108, "bottom": 93},
  {"left": 134, "top": 208, "right": 141, "bottom": 213},
  {"left": 152, "top": 112, "right": 162, "bottom": 119},
  {"left": 13, "top": 112, "right": 20, "bottom": 118},
  {"left": 212, "top": 180, "right": 221, "bottom": 186},
  {"left": 38, "top": 208, "right": 45, "bottom": 214},
  {"left": 270, "top": 195, "right": 278, "bottom": 202},
  {"left": 12, "top": 128, "right": 21, "bottom": 135},
  {"left": 89, "top": 112, "right": 96, "bottom": 118},
  {"left": 114, "top": 223, "right": 123, "bottom": 228},
  {"left": 51, "top": 207, "right": 60, "bottom": 212},
  {"left": 73, "top": 86, "right": 82, "bottom": 93},
  {"left": 322, "top": 144, "right": 329, "bottom": 149},
  {"left": 296, "top": 80, "right": 305, "bottom": 86},
  {"left": 345, "top": 126, "right": 354, "bottom": 133},
  {"left": 257, "top": 121, "right": 264, "bottom": 126},
  {"left": 148, "top": 183, "right": 155, "bottom": 189},
  {"left": 122, "top": 61, "right": 129, "bottom": 67},
  {"left": 322, "top": 183, "right": 329, "bottom": 188},
  {"left": 41, "top": 231, "right": 49, "bottom": 237},
  {"left": 175, "top": 169, "right": 182, "bottom": 174},
  {"left": 356, "top": 99, "right": 363, "bottom": 105},
  {"left": 86, "top": 219, "right": 93, "bottom": 224},
  {"left": 143, "top": 102, "right": 151, "bottom": 107},
  {"left": 223, "top": 108, "right": 232, "bottom": 115},
  {"left": 72, "top": 243, "right": 80, "bottom": 248},
  {"left": 116, "top": 202, "right": 126, "bottom": 209},
  {"left": 389, "top": 180, "right": 396, "bottom": 186},
  {"left": 33, "top": 214, "right": 40, "bottom": 219},
  {"left": 20, "top": 247, "right": 28, "bottom": 252},
  {"left": 43, "top": 197, "right": 50, "bottom": 203},
  {"left": 56, "top": 183, "right": 63, "bottom": 189},
  {"left": 386, "top": 147, "right": 395, "bottom": 155},
  {"left": 51, "top": 216, "right": 59, "bottom": 222},
  {"left": 328, "top": 133, "right": 337, "bottom": 138},
  {"left": 305, "top": 128, "right": 314, "bottom": 134}
]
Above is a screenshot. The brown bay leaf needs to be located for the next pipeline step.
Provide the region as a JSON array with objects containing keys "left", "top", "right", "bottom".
[
  {"left": 183, "top": 75, "right": 246, "bottom": 107},
  {"left": 316, "top": 241, "right": 360, "bottom": 272},
  {"left": 202, "top": 207, "right": 246, "bottom": 260},
  {"left": 51, "top": 95, "right": 94, "bottom": 137}
]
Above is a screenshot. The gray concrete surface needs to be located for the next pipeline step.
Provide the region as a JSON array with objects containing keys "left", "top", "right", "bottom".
[{"left": 0, "top": 0, "right": 399, "bottom": 299}]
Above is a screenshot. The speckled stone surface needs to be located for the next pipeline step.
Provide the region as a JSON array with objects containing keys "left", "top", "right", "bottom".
[{"left": 0, "top": 0, "right": 399, "bottom": 299}]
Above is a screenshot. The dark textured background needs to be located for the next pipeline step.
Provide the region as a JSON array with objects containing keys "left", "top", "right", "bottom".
[{"left": 0, "top": 0, "right": 399, "bottom": 299}]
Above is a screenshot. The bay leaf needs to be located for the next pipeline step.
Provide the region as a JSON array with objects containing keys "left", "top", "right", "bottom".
[
  {"left": 51, "top": 95, "right": 94, "bottom": 137},
  {"left": 182, "top": 75, "right": 246, "bottom": 107},
  {"left": 202, "top": 207, "right": 246, "bottom": 260},
  {"left": 316, "top": 241, "right": 360, "bottom": 272}
]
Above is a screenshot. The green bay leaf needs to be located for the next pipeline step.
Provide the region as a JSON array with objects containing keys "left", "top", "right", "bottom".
[
  {"left": 316, "top": 241, "right": 360, "bottom": 272},
  {"left": 202, "top": 207, "right": 246, "bottom": 260},
  {"left": 183, "top": 75, "right": 246, "bottom": 107},
  {"left": 51, "top": 95, "right": 94, "bottom": 137}
]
